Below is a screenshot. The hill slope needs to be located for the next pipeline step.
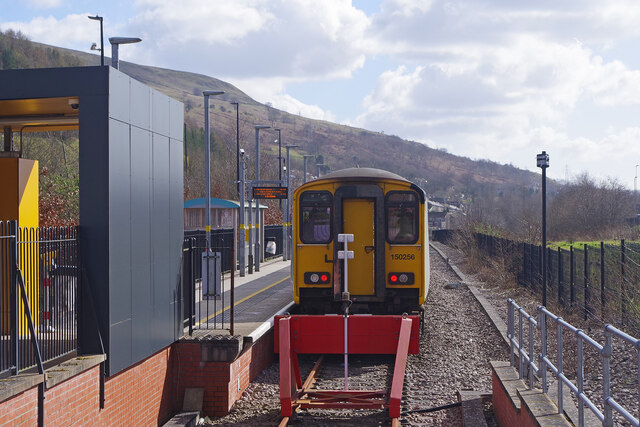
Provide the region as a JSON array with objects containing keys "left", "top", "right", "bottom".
[{"left": 0, "top": 30, "right": 541, "bottom": 202}]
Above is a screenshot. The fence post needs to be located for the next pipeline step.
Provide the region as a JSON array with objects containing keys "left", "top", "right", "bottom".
[
  {"left": 547, "top": 246, "right": 552, "bottom": 302},
  {"left": 556, "top": 319, "right": 564, "bottom": 415},
  {"left": 538, "top": 307, "right": 547, "bottom": 393},
  {"left": 600, "top": 241, "right": 605, "bottom": 314},
  {"left": 602, "top": 329, "right": 613, "bottom": 427},
  {"left": 508, "top": 300, "right": 514, "bottom": 367},
  {"left": 522, "top": 242, "right": 527, "bottom": 285},
  {"left": 570, "top": 246, "right": 575, "bottom": 306},
  {"left": 10, "top": 221, "right": 18, "bottom": 374},
  {"left": 558, "top": 248, "right": 563, "bottom": 305},
  {"left": 621, "top": 239, "right": 625, "bottom": 327},
  {"left": 584, "top": 244, "right": 589, "bottom": 320},
  {"left": 538, "top": 245, "right": 542, "bottom": 292}
]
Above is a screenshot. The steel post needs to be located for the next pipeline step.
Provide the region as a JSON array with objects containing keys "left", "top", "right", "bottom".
[
  {"left": 557, "top": 320, "right": 563, "bottom": 414},
  {"left": 239, "top": 154, "right": 246, "bottom": 276},
  {"left": 248, "top": 181, "right": 253, "bottom": 275}
]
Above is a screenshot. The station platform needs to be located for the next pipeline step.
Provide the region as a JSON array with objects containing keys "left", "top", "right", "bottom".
[{"left": 186, "top": 256, "right": 294, "bottom": 340}]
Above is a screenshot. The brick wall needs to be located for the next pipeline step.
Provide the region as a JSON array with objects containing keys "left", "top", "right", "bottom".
[
  {"left": 174, "top": 329, "right": 274, "bottom": 416},
  {"left": 0, "top": 329, "right": 275, "bottom": 424},
  {"left": 0, "top": 386, "right": 38, "bottom": 426}
]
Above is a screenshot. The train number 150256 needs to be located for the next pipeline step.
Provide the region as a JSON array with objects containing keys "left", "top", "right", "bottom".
[{"left": 390, "top": 253, "right": 415, "bottom": 260}]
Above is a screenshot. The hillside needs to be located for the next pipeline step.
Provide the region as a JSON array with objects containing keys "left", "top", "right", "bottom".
[{"left": 0, "top": 30, "right": 542, "bottom": 202}]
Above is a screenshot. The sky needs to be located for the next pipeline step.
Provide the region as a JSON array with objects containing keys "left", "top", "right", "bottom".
[{"left": 3, "top": 0, "right": 640, "bottom": 186}]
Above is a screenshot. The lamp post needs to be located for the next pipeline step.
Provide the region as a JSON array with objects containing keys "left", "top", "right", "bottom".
[
  {"left": 231, "top": 102, "right": 240, "bottom": 199},
  {"left": 88, "top": 15, "right": 104, "bottom": 66},
  {"left": 253, "top": 125, "right": 270, "bottom": 272},
  {"left": 108, "top": 37, "right": 142, "bottom": 69},
  {"left": 635, "top": 165, "right": 638, "bottom": 194},
  {"left": 537, "top": 151, "right": 549, "bottom": 307},
  {"left": 203, "top": 90, "right": 225, "bottom": 288},
  {"left": 285, "top": 145, "right": 299, "bottom": 260},
  {"left": 239, "top": 150, "right": 247, "bottom": 277},
  {"left": 275, "top": 128, "right": 282, "bottom": 184},
  {"left": 302, "top": 155, "right": 314, "bottom": 183}
]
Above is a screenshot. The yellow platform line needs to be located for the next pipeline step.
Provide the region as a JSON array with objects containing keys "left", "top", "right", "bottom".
[{"left": 197, "top": 275, "right": 290, "bottom": 326}]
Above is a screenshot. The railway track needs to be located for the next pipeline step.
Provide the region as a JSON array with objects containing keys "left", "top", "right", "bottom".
[{"left": 209, "top": 246, "right": 509, "bottom": 426}]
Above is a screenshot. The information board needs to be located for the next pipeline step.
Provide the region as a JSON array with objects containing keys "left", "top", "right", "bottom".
[{"left": 253, "top": 186, "right": 288, "bottom": 199}]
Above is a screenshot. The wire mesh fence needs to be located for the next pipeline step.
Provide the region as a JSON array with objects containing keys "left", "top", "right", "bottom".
[{"left": 474, "top": 233, "right": 640, "bottom": 335}]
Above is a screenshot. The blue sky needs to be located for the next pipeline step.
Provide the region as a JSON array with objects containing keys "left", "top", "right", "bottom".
[{"left": 3, "top": 0, "right": 640, "bottom": 187}]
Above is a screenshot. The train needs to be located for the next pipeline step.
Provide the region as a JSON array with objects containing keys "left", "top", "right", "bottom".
[{"left": 292, "top": 167, "right": 429, "bottom": 315}]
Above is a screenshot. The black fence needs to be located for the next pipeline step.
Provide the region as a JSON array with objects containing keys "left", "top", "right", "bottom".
[
  {"left": 185, "top": 225, "right": 284, "bottom": 276},
  {"left": 474, "top": 233, "right": 640, "bottom": 333},
  {"left": 181, "top": 225, "right": 284, "bottom": 333},
  {"left": 1, "top": 221, "right": 79, "bottom": 377}
]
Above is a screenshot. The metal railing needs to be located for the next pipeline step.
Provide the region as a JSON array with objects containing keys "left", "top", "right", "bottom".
[
  {"left": 507, "top": 299, "right": 640, "bottom": 426},
  {"left": 0, "top": 221, "right": 79, "bottom": 377},
  {"left": 182, "top": 237, "right": 236, "bottom": 334}
]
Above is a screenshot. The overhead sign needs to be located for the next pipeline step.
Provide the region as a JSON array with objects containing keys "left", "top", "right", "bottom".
[{"left": 253, "top": 186, "right": 288, "bottom": 199}]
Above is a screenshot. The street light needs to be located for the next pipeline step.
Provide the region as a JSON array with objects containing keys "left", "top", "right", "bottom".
[
  {"left": 203, "top": 90, "right": 225, "bottom": 284},
  {"left": 88, "top": 15, "right": 104, "bottom": 66},
  {"left": 274, "top": 128, "right": 282, "bottom": 184},
  {"left": 231, "top": 102, "right": 240, "bottom": 199},
  {"left": 302, "top": 155, "right": 314, "bottom": 183},
  {"left": 285, "top": 145, "right": 299, "bottom": 260},
  {"left": 537, "top": 151, "right": 549, "bottom": 307},
  {"left": 253, "top": 125, "right": 270, "bottom": 272},
  {"left": 108, "top": 37, "right": 142, "bottom": 69},
  {"left": 634, "top": 164, "right": 638, "bottom": 194}
]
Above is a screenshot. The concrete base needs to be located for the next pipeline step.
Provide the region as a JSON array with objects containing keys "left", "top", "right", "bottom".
[
  {"left": 199, "top": 335, "right": 243, "bottom": 362},
  {"left": 491, "top": 361, "right": 571, "bottom": 427},
  {"left": 458, "top": 390, "right": 491, "bottom": 427}
]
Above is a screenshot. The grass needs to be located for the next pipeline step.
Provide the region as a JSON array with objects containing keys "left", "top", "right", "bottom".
[{"left": 549, "top": 239, "right": 628, "bottom": 250}]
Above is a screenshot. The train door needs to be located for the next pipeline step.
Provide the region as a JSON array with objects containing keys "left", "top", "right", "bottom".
[
  {"left": 342, "top": 198, "right": 375, "bottom": 296},
  {"left": 334, "top": 184, "right": 386, "bottom": 304}
]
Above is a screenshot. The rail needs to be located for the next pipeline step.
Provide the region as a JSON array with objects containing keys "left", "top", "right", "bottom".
[{"left": 507, "top": 299, "right": 640, "bottom": 426}]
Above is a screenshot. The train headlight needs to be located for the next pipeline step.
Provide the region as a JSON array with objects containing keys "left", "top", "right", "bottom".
[
  {"left": 304, "top": 272, "right": 331, "bottom": 284},
  {"left": 388, "top": 272, "right": 414, "bottom": 285}
]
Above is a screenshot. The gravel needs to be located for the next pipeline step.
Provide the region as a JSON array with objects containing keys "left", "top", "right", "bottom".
[
  {"left": 433, "top": 240, "right": 640, "bottom": 426},
  {"left": 206, "top": 246, "right": 512, "bottom": 426}
]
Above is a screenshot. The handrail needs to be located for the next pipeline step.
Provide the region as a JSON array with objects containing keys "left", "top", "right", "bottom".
[{"left": 507, "top": 299, "right": 640, "bottom": 427}]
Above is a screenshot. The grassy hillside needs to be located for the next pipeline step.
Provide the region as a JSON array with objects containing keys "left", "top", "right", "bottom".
[{"left": 0, "top": 29, "right": 541, "bottom": 204}]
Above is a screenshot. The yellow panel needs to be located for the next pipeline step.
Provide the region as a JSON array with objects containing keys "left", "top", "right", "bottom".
[
  {"left": 18, "top": 159, "right": 39, "bottom": 229},
  {"left": 343, "top": 199, "right": 375, "bottom": 296},
  {"left": 0, "top": 159, "right": 40, "bottom": 331}
]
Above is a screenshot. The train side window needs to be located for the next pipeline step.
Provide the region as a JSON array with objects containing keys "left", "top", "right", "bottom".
[
  {"left": 300, "top": 191, "right": 333, "bottom": 243},
  {"left": 386, "top": 191, "right": 418, "bottom": 244}
]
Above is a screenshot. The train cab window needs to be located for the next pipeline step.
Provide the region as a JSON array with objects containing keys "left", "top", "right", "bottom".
[
  {"left": 300, "top": 191, "right": 332, "bottom": 243},
  {"left": 386, "top": 191, "right": 419, "bottom": 244}
]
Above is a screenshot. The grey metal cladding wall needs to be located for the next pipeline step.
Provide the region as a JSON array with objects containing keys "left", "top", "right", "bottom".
[
  {"left": 0, "top": 66, "right": 111, "bottom": 361},
  {"left": 107, "top": 68, "right": 184, "bottom": 375}
]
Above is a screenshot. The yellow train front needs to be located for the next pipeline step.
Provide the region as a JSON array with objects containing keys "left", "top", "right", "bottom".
[{"left": 292, "top": 167, "right": 429, "bottom": 315}]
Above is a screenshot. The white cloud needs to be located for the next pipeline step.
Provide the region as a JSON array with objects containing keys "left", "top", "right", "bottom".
[
  {"left": 0, "top": 14, "right": 99, "bottom": 51},
  {"left": 227, "top": 76, "right": 336, "bottom": 122},
  {"left": 128, "top": 0, "right": 369, "bottom": 80},
  {"left": 26, "top": 0, "right": 61, "bottom": 9},
  {"left": 350, "top": 1, "right": 640, "bottom": 185}
]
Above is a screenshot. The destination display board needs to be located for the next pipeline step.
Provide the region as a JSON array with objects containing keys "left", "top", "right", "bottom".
[{"left": 253, "top": 186, "right": 288, "bottom": 199}]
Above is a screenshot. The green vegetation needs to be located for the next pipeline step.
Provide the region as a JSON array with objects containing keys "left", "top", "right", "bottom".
[
  {"left": 549, "top": 240, "right": 621, "bottom": 250},
  {"left": 0, "top": 30, "right": 81, "bottom": 69}
]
